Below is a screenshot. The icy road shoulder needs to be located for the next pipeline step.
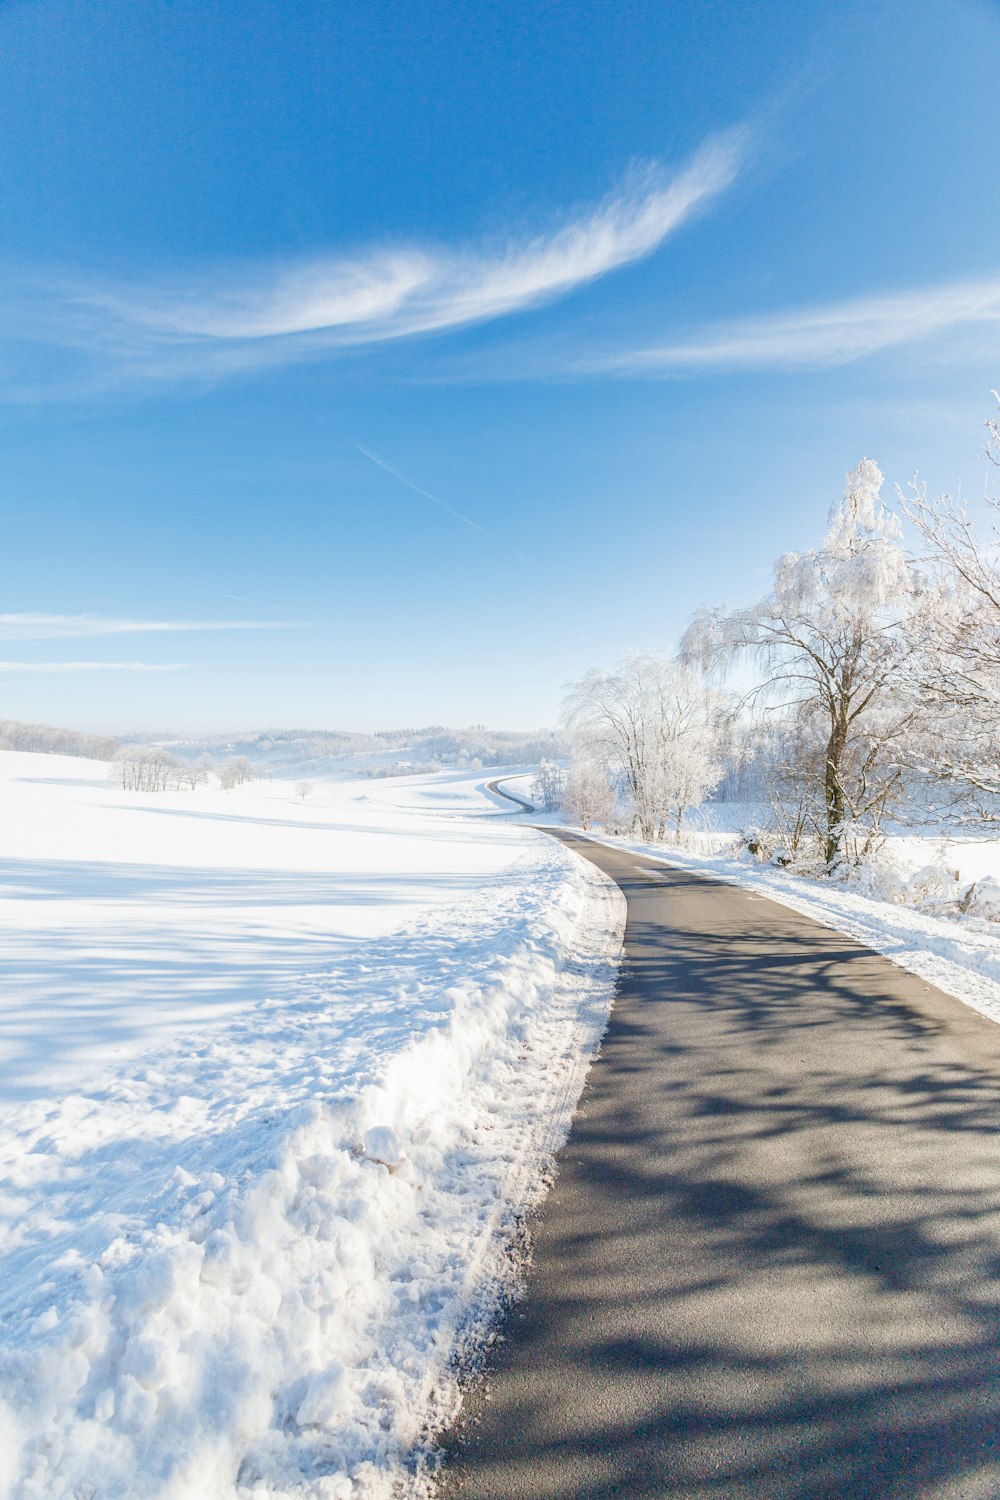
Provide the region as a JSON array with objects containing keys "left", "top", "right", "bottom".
[{"left": 0, "top": 831, "right": 624, "bottom": 1500}]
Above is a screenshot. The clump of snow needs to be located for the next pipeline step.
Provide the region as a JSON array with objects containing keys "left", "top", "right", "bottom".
[
  {"left": 362, "top": 1125, "right": 401, "bottom": 1170},
  {"left": 898, "top": 859, "right": 956, "bottom": 906},
  {"left": 966, "top": 875, "right": 1000, "bottom": 922},
  {"left": 0, "top": 754, "right": 624, "bottom": 1499}
]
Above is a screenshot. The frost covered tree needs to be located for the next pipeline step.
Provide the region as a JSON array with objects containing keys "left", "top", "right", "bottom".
[
  {"left": 114, "top": 745, "right": 186, "bottom": 792},
  {"left": 562, "top": 651, "right": 722, "bottom": 841},
  {"left": 193, "top": 753, "right": 216, "bottom": 786},
  {"left": 898, "top": 396, "right": 1000, "bottom": 813},
  {"left": 220, "top": 756, "right": 255, "bottom": 790},
  {"left": 561, "top": 754, "right": 617, "bottom": 830},
  {"left": 683, "top": 459, "right": 920, "bottom": 871},
  {"left": 531, "top": 759, "right": 566, "bottom": 812}
]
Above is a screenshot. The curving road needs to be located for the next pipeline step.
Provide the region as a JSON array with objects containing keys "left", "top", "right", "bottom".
[
  {"left": 440, "top": 830, "right": 1000, "bottom": 1500},
  {"left": 484, "top": 777, "right": 536, "bottom": 814}
]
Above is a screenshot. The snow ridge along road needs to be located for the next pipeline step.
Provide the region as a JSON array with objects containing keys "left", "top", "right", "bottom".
[{"left": 441, "top": 831, "right": 1000, "bottom": 1500}]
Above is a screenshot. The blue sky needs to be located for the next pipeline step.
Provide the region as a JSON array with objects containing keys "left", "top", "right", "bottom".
[{"left": 1, "top": 0, "right": 998, "bottom": 734}]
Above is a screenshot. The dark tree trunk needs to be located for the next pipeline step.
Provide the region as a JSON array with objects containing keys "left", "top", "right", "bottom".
[{"left": 824, "top": 711, "right": 849, "bottom": 870}]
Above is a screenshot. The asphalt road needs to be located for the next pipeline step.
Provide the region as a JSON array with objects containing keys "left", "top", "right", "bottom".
[
  {"left": 439, "top": 830, "right": 1000, "bottom": 1500},
  {"left": 484, "top": 777, "right": 536, "bottom": 814}
]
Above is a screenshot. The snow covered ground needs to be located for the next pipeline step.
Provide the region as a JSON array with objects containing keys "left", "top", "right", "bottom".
[
  {"left": 0, "top": 753, "right": 625, "bottom": 1499},
  {"left": 10, "top": 748, "right": 1000, "bottom": 1499},
  {"left": 0, "top": 757, "right": 527, "bottom": 1107}
]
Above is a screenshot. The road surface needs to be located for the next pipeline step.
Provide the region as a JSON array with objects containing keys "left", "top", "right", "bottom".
[
  {"left": 439, "top": 830, "right": 1000, "bottom": 1500},
  {"left": 484, "top": 777, "right": 536, "bottom": 814}
]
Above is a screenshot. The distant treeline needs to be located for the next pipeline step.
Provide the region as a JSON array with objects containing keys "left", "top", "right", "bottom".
[
  {"left": 153, "top": 725, "right": 568, "bottom": 770},
  {"left": 157, "top": 728, "right": 377, "bottom": 761},
  {"left": 412, "top": 728, "right": 567, "bottom": 768},
  {"left": 0, "top": 717, "right": 568, "bottom": 771},
  {"left": 0, "top": 719, "right": 121, "bottom": 760}
]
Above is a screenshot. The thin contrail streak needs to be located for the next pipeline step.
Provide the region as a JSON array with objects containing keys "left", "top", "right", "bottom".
[{"left": 354, "top": 444, "right": 526, "bottom": 562}]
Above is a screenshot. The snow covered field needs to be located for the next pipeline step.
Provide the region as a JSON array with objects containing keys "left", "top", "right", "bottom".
[
  {"left": 0, "top": 756, "right": 531, "bottom": 1107},
  {"left": 0, "top": 754, "right": 624, "bottom": 1499}
]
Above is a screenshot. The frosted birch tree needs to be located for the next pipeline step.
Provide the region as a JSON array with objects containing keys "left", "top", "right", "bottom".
[
  {"left": 683, "top": 459, "right": 920, "bottom": 871},
  {"left": 562, "top": 652, "right": 722, "bottom": 841},
  {"left": 898, "top": 396, "right": 1000, "bottom": 812},
  {"left": 561, "top": 754, "right": 617, "bottom": 830}
]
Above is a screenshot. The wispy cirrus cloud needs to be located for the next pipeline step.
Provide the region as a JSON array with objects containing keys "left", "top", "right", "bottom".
[
  {"left": 592, "top": 275, "right": 1000, "bottom": 374},
  {"left": 3, "top": 131, "right": 749, "bottom": 386},
  {"left": 0, "top": 661, "right": 188, "bottom": 673},
  {"left": 0, "top": 614, "right": 298, "bottom": 640}
]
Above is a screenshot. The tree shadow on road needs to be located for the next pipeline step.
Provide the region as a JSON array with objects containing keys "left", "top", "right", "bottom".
[{"left": 439, "top": 863, "right": 1000, "bottom": 1500}]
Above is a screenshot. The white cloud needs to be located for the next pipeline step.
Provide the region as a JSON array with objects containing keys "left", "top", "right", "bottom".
[
  {"left": 0, "top": 661, "right": 188, "bottom": 673},
  {"left": 596, "top": 275, "right": 1000, "bottom": 373},
  {"left": 37, "top": 131, "right": 747, "bottom": 364},
  {"left": 0, "top": 614, "right": 296, "bottom": 640}
]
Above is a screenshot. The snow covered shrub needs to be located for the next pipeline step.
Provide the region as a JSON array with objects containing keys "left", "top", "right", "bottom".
[
  {"left": 905, "top": 861, "right": 962, "bottom": 909},
  {"left": 964, "top": 877, "right": 1000, "bottom": 922},
  {"left": 734, "top": 826, "right": 774, "bottom": 862},
  {"left": 851, "top": 845, "right": 981, "bottom": 918},
  {"left": 849, "top": 846, "right": 911, "bottom": 905}
]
